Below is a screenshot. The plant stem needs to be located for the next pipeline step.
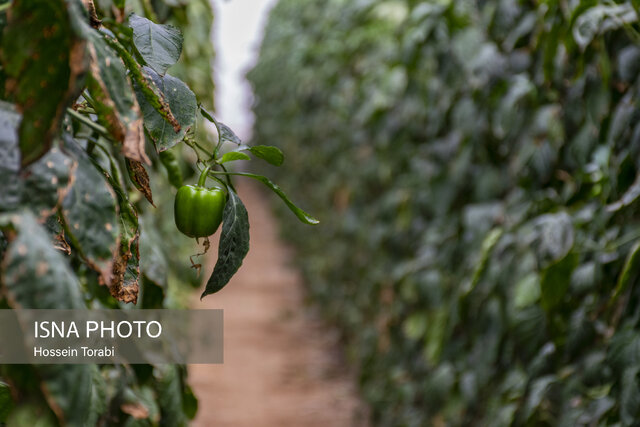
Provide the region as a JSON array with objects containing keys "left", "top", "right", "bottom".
[
  {"left": 212, "top": 165, "right": 237, "bottom": 193},
  {"left": 200, "top": 106, "right": 225, "bottom": 158},
  {"left": 66, "top": 108, "right": 110, "bottom": 137}
]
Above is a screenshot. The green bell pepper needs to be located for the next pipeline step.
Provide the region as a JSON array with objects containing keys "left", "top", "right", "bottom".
[{"left": 174, "top": 166, "right": 226, "bottom": 238}]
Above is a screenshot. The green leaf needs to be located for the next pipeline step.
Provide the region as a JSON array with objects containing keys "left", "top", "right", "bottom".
[
  {"left": 521, "top": 375, "right": 557, "bottom": 421},
  {"left": 514, "top": 273, "right": 541, "bottom": 309},
  {"left": 85, "top": 366, "right": 109, "bottom": 427},
  {"left": 61, "top": 137, "right": 119, "bottom": 287},
  {"left": 249, "top": 145, "right": 284, "bottom": 166},
  {"left": 533, "top": 212, "right": 574, "bottom": 268},
  {"left": 21, "top": 147, "right": 76, "bottom": 221},
  {"left": 1, "top": 0, "right": 86, "bottom": 165},
  {"left": 129, "top": 13, "right": 183, "bottom": 76},
  {"left": 215, "top": 172, "right": 319, "bottom": 225},
  {"left": 200, "top": 107, "right": 242, "bottom": 144},
  {"left": 103, "top": 34, "right": 181, "bottom": 138},
  {"left": 0, "top": 100, "right": 22, "bottom": 212},
  {"left": 135, "top": 67, "right": 197, "bottom": 151},
  {"left": 1, "top": 210, "right": 85, "bottom": 308},
  {"left": 463, "top": 227, "right": 503, "bottom": 296},
  {"left": 611, "top": 241, "right": 640, "bottom": 303},
  {"left": 573, "top": 4, "right": 637, "bottom": 50},
  {"left": 154, "top": 365, "right": 186, "bottom": 426},
  {"left": 540, "top": 252, "right": 579, "bottom": 311},
  {"left": 0, "top": 381, "right": 12, "bottom": 422},
  {"left": 182, "top": 384, "right": 198, "bottom": 420},
  {"left": 38, "top": 364, "right": 92, "bottom": 426},
  {"left": 621, "top": 367, "right": 640, "bottom": 425},
  {"left": 139, "top": 216, "right": 168, "bottom": 289},
  {"left": 6, "top": 403, "right": 57, "bottom": 426},
  {"left": 403, "top": 312, "right": 428, "bottom": 340},
  {"left": 202, "top": 190, "right": 250, "bottom": 297},
  {"left": 607, "top": 174, "right": 640, "bottom": 212},
  {"left": 218, "top": 151, "right": 251, "bottom": 164}
]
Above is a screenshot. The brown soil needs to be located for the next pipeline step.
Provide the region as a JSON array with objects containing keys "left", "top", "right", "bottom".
[{"left": 189, "top": 182, "right": 368, "bottom": 427}]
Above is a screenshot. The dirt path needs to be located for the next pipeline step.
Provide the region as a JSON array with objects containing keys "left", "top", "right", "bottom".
[{"left": 189, "top": 182, "right": 367, "bottom": 427}]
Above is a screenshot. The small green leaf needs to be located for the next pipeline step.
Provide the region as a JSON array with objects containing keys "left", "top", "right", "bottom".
[
  {"left": 464, "top": 227, "right": 503, "bottom": 296},
  {"left": 129, "top": 13, "right": 183, "bottom": 76},
  {"left": 202, "top": 190, "right": 250, "bottom": 298},
  {"left": 200, "top": 107, "right": 242, "bottom": 144},
  {"left": 249, "top": 145, "right": 284, "bottom": 166},
  {"left": 135, "top": 67, "right": 197, "bottom": 151},
  {"left": 540, "top": 252, "right": 579, "bottom": 311},
  {"left": 611, "top": 241, "right": 640, "bottom": 303},
  {"left": 218, "top": 151, "right": 251, "bottom": 164},
  {"left": 607, "top": 174, "right": 640, "bottom": 212},
  {"left": 0, "top": 381, "right": 12, "bottom": 422},
  {"left": 182, "top": 384, "right": 198, "bottom": 420},
  {"left": 533, "top": 212, "right": 574, "bottom": 267},
  {"left": 216, "top": 172, "right": 319, "bottom": 225},
  {"left": 514, "top": 273, "right": 541, "bottom": 309}
]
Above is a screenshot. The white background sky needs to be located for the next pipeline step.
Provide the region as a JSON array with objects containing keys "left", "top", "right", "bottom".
[{"left": 211, "top": 0, "right": 278, "bottom": 141}]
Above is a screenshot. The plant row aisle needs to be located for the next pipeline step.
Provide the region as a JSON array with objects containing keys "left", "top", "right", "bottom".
[{"left": 249, "top": 1, "right": 640, "bottom": 425}]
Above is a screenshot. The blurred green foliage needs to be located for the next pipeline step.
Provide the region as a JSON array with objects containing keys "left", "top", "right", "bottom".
[{"left": 249, "top": 0, "right": 640, "bottom": 425}]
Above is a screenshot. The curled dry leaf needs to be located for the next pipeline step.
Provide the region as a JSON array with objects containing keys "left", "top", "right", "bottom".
[{"left": 126, "top": 159, "right": 155, "bottom": 206}]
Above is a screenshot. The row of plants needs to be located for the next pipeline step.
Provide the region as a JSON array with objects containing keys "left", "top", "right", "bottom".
[{"left": 249, "top": 0, "right": 640, "bottom": 425}]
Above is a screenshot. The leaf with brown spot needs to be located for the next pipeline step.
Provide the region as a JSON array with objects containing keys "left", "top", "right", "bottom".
[
  {"left": 21, "top": 147, "right": 77, "bottom": 221},
  {"left": 134, "top": 67, "right": 196, "bottom": 151},
  {"left": 60, "top": 136, "right": 119, "bottom": 286},
  {"left": 1, "top": 211, "right": 84, "bottom": 309},
  {"left": 126, "top": 159, "right": 154, "bottom": 206},
  {"left": 1, "top": 0, "right": 87, "bottom": 166},
  {"left": 84, "top": 34, "right": 150, "bottom": 164},
  {"left": 109, "top": 200, "right": 140, "bottom": 304}
]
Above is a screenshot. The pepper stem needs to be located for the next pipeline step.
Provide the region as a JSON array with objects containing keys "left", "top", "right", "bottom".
[{"left": 197, "top": 166, "right": 211, "bottom": 187}]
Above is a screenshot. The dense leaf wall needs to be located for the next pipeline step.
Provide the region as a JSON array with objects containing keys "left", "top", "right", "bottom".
[{"left": 249, "top": 0, "right": 640, "bottom": 425}]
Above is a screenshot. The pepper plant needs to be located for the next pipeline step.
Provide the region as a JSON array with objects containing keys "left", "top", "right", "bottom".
[{"left": 0, "top": 0, "right": 315, "bottom": 423}]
